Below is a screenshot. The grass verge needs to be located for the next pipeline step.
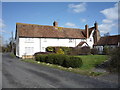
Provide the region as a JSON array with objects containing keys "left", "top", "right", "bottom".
[
  {"left": 10, "top": 53, "right": 16, "bottom": 58},
  {"left": 21, "top": 55, "right": 108, "bottom": 77}
]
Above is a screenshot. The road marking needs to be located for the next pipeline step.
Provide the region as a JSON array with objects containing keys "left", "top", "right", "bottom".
[{"left": 47, "top": 83, "right": 56, "bottom": 88}]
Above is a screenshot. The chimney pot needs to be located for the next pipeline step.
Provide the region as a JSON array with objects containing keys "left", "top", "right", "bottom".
[{"left": 53, "top": 21, "right": 58, "bottom": 27}]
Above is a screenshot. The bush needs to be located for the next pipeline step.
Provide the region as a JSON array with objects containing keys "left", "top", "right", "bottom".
[
  {"left": 56, "top": 48, "right": 64, "bottom": 54},
  {"left": 61, "top": 47, "right": 72, "bottom": 55},
  {"left": 45, "top": 54, "right": 55, "bottom": 64},
  {"left": 46, "top": 46, "right": 72, "bottom": 55},
  {"left": 63, "top": 56, "right": 83, "bottom": 68},
  {"left": 103, "top": 46, "right": 110, "bottom": 55},
  {"left": 69, "top": 47, "right": 81, "bottom": 55},
  {"left": 53, "top": 54, "right": 68, "bottom": 65},
  {"left": 35, "top": 55, "right": 40, "bottom": 61},
  {"left": 35, "top": 54, "right": 83, "bottom": 68},
  {"left": 80, "top": 46, "right": 91, "bottom": 55},
  {"left": 34, "top": 52, "right": 54, "bottom": 56},
  {"left": 91, "top": 48, "right": 98, "bottom": 55},
  {"left": 107, "top": 47, "right": 120, "bottom": 72},
  {"left": 46, "top": 47, "right": 55, "bottom": 52},
  {"left": 35, "top": 54, "right": 46, "bottom": 62}
]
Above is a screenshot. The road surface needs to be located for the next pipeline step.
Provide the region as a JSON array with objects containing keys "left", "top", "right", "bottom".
[{"left": 2, "top": 53, "right": 118, "bottom": 88}]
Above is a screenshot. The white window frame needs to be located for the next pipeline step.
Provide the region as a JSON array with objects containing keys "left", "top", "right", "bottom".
[
  {"left": 69, "top": 39, "right": 74, "bottom": 43},
  {"left": 25, "top": 38, "right": 34, "bottom": 43},
  {"left": 25, "top": 47, "right": 34, "bottom": 55}
]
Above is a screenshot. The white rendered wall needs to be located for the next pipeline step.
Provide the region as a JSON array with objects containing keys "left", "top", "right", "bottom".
[
  {"left": 86, "top": 30, "right": 94, "bottom": 48},
  {"left": 19, "top": 38, "right": 40, "bottom": 57},
  {"left": 40, "top": 38, "right": 86, "bottom": 52},
  {"left": 18, "top": 37, "right": 86, "bottom": 57}
]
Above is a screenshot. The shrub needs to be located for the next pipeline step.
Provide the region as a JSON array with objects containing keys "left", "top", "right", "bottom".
[
  {"left": 103, "top": 46, "right": 110, "bottom": 55},
  {"left": 45, "top": 54, "right": 55, "bottom": 64},
  {"left": 53, "top": 54, "right": 68, "bottom": 65},
  {"left": 34, "top": 52, "right": 54, "bottom": 56},
  {"left": 62, "top": 56, "right": 83, "bottom": 68},
  {"left": 46, "top": 46, "right": 72, "bottom": 55},
  {"left": 107, "top": 47, "right": 120, "bottom": 72},
  {"left": 35, "top": 55, "right": 40, "bottom": 61},
  {"left": 46, "top": 47, "right": 54, "bottom": 52},
  {"left": 80, "top": 46, "right": 91, "bottom": 55},
  {"left": 69, "top": 47, "right": 81, "bottom": 55},
  {"left": 91, "top": 48, "right": 98, "bottom": 55},
  {"left": 35, "top": 54, "right": 46, "bottom": 62},
  {"left": 69, "top": 47, "right": 91, "bottom": 55},
  {"left": 61, "top": 47, "right": 72, "bottom": 55},
  {"left": 35, "top": 54, "right": 83, "bottom": 68},
  {"left": 56, "top": 48, "right": 64, "bottom": 54}
]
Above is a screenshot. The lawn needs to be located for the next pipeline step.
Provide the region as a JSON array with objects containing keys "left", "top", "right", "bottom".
[
  {"left": 76, "top": 55, "right": 108, "bottom": 70},
  {"left": 22, "top": 55, "right": 108, "bottom": 76}
]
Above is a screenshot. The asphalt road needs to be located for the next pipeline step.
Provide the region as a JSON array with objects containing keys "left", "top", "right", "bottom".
[{"left": 2, "top": 53, "right": 118, "bottom": 88}]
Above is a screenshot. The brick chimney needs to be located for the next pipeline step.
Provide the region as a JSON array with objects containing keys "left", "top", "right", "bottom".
[
  {"left": 53, "top": 21, "right": 58, "bottom": 27},
  {"left": 93, "top": 22, "right": 101, "bottom": 44},
  {"left": 85, "top": 24, "right": 89, "bottom": 38},
  {"left": 94, "top": 21, "right": 98, "bottom": 30}
]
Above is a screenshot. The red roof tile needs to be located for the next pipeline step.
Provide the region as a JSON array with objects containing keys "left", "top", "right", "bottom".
[
  {"left": 16, "top": 23, "right": 95, "bottom": 39},
  {"left": 94, "top": 35, "right": 120, "bottom": 46}
]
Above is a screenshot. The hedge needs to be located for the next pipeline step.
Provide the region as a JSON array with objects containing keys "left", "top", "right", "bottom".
[
  {"left": 35, "top": 54, "right": 82, "bottom": 68},
  {"left": 91, "top": 48, "right": 98, "bottom": 55},
  {"left": 63, "top": 56, "right": 83, "bottom": 68},
  {"left": 35, "top": 54, "right": 46, "bottom": 62}
]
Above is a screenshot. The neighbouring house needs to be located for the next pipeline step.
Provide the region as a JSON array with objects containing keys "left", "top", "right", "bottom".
[
  {"left": 15, "top": 21, "right": 100, "bottom": 58},
  {"left": 94, "top": 35, "right": 120, "bottom": 54}
]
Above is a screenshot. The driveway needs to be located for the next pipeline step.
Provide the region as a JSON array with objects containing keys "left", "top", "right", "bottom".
[{"left": 2, "top": 53, "right": 118, "bottom": 88}]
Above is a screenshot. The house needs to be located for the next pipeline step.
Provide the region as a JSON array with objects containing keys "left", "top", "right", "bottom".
[
  {"left": 94, "top": 35, "right": 120, "bottom": 54},
  {"left": 15, "top": 21, "right": 100, "bottom": 58}
]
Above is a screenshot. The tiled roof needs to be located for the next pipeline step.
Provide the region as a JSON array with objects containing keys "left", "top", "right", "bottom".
[
  {"left": 16, "top": 23, "right": 95, "bottom": 39},
  {"left": 77, "top": 41, "right": 89, "bottom": 47},
  {"left": 94, "top": 35, "right": 120, "bottom": 46}
]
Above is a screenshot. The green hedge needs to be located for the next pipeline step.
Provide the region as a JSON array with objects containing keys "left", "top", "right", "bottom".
[
  {"left": 35, "top": 54, "right": 46, "bottom": 62},
  {"left": 65, "top": 56, "right": 83, "bottom": 68},
  {"left": 35, "top": 54, "right": 82, "bottom": 68}
]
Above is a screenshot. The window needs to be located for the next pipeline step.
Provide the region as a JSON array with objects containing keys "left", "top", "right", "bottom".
[
  {"left": 25, "top": 47, "right": 34, "bottom": 55},
  {"left": 81, "top": 39, "right": 84, "bottom": 41},
  {"left": 90, "top": 38, "right": 92, "bottom": 42},
  {"left": 25, "top": 38, "right": 34, "bottom": 43},
  {"left": 69, "top": 39, "right": 74, "bottom": 43}
]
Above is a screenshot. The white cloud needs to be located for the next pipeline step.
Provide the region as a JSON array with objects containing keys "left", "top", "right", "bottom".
[
  {"left": 102, "top": 19, "right": 113, "bottom": 23},
  {"left": 68, "top": 3, "right": 86, "bottom": 13},
  {"left": 65, "top": 22, "right": 77, "bottom": 28},
  {"left": 99, "top": 23, "right": 116, "bottom": 34},
  {"left": 99, "top": 3, "right": 118, "bottom": 35},
  {"left": 80, "top": 18, "right": 86, "bottom": 23},
  {"left": 0, "top": 19, "right": 5, "bottom": 28},
  {"left": 100, "top": 3, "right": 118, "bottom": 20}
]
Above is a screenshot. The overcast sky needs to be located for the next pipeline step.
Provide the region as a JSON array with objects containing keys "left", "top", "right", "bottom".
[{"left": 1, "top": 2, "right": 119, "bottom": 43}]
